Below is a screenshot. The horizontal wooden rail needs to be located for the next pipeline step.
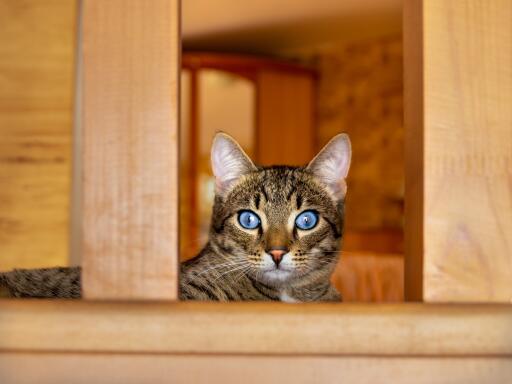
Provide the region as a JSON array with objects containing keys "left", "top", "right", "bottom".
[
  {"left": 0, "top": 301, "right": 511, "bottom": 356},
  {"left": 1, "top": 354, "right": 511, "bottom": 383}
]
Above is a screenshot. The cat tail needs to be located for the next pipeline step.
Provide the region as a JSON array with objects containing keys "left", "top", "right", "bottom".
[
  {"left": 0, "top": 267, "right": 82, "bottom": 299},
  {"left": 0, "top": 271, "right": 13, "bottom": 297}
]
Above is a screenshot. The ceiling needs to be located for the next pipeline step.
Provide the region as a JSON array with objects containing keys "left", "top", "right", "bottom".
[{"left": 182, "top": 0, "right": 402, "bottom": 54}]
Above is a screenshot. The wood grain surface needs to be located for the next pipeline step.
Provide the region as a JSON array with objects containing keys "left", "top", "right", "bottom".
[
  {"left": 405, "top": 0, "right": 512, "bottom": 302},
  {"left": 1, "top": 354, "right": 511, "bottom": 384},
  {"left": 0, "top": 0, "right": 76, "bottom": 270},
  {"left": 81, "top": 0, "right": 180, "bottom": 299},
  {"left": 0, "top": 300, "right": 511, "bottom": 356}
]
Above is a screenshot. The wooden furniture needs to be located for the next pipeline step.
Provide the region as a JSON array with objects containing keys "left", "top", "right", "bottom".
[{"left": 1, "top": 0, "right": 511, "bottom": 382}]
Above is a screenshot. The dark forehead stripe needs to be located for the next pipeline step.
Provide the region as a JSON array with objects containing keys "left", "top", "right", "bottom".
[
  {"left": 254, "top": 194, "right": 260, "bottom": 209},
  {"left": 212, "top": 164, "right": 340, "bottom": 234},
  {"left": 286, "top": 185, "right": 296, "bottom": 201},
  {"left": 295, "top": 194, "right": 303, "bottom": 210},
  {"left": 261, "top": 166, "right": 302, "bottom": 202},
  {"left": 256, "top": 167, "right": 332, "bottom": 209}
]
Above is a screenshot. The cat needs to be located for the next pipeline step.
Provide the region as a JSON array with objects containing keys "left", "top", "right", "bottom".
[{"left": 0, "top": 132, "right": 351, "bottom": 302}]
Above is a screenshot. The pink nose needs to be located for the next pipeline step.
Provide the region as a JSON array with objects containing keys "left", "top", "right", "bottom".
[{"left": 269, "top": 249, "right": 286, "bottom": 265}]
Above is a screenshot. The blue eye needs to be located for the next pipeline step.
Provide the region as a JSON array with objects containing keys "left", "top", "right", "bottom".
[
  {"left": 238, "top": 210, "right": 261, "bottom": 229},
  {"left": 295, "top": 210, "right": 318, "bottom": 230}
]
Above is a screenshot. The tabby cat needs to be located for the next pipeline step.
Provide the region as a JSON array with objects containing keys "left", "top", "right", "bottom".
[{"left": 0, "top": 133, "right": 351, "bottom": 302}]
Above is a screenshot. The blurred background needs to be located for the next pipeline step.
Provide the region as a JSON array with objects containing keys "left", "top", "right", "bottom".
[{"left": 0, "top": 0, "right": 403, "bottom": 301}]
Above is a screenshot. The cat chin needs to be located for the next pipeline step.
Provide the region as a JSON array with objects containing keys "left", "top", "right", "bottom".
[{"left": 260, "top": 269, "right": 294, "bottom": 285}]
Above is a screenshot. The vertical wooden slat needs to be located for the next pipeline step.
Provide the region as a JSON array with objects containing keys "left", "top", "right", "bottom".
[
  {"left": 70, "top": 0, "right": 83, "bottom": 267},
  {"left": 81, "top": 0, "right": 179, "bottom": 299},
  {"left": 405, "top": 0, "right": 512, "bottom": 302},
  {"left": 187, "top": 69, "right": 199, "bottom": 260},
  {"left": 403, "top": 0, "right": 424, "bottom": 301}
]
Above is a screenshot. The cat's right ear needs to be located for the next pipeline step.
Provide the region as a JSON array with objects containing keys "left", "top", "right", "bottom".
[{"left": 211, "top": 132, "right": 257, "bottom": 196}]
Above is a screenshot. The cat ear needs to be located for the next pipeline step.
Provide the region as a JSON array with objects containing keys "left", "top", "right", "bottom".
[
  {"left": 306, "top": 133, "right": 351, "bottom": 199},
  {"left": 211, "top": 132, "right": 257, "bottom": 196}
]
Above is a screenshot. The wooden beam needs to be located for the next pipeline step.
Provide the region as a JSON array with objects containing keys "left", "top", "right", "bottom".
[
  {"left": 0, "top": 301, "right": 511, "bottom": 356},
  {"left": 81, "top": 0, "right": 179, "bottom": 299},
  {"left": 404, "top": 0, "right": 512, "bottom": 301},
  {"left": 1, "top": 354, "right": 511, "bottom": 384}
]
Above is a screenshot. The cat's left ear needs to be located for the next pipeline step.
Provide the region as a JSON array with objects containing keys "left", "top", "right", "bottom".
[
  {"left": 211, "top": 132, "right": 257, "bottom": 196},
  {"left": 306, "top": 133, "right": 351, "bottom": 199}
]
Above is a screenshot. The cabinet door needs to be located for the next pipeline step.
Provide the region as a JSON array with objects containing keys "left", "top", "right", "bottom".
[{"left": 257, "top": 71, "right": 315, "bottom": 166}]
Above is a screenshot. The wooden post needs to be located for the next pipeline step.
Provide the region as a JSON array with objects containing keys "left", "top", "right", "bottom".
[
  {"left": 404, "top": 0, "right": 512, "bottom": 302},
  {"left": 81, "top": 0, "right": 180, "bottom": 299}
]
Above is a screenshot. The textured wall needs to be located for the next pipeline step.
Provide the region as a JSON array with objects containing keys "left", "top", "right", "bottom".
[{"left": 284, "top": 36, "right": 404, "bottom": 231}]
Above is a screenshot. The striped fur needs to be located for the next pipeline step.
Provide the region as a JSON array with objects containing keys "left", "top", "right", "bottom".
[
  {"left": 0, "top": 267, "right": 81, "bottom": 298},
  {"left": 0, "top": 133, "right": 351, "bottom": 302},
  {"left": 180, "top": 166, "right": 345, "bottom": 302}
]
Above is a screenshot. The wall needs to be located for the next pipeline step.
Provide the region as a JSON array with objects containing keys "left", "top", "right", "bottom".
[
  {"left": 282, "top": 35, "right": 404, "bottom": 233},
  {"left": 0, "top": 0, "right": 76, "bottom": 270}
]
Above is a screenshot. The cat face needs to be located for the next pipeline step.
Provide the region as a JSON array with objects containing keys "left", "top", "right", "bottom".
[{"left": 208, "top": 133, "right": 351, "bottom": 287}]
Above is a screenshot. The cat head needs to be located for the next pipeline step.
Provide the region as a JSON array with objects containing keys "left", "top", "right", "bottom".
[{"left": 209, "top": 132, "right": 351, "bottom": 286}]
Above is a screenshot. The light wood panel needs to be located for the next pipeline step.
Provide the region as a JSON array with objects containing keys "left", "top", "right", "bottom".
[
  {"left": 405, "top": 1, "right": 512, "bottom": 302},
  {"left": 0, "top": 0, "right": 76, "bottom": 270},
  {"left": 1, "top": 354, "right": 511, "bottom": 384},
  {"left": 1, "top": 301, "right": 511, "bottom": 356},
  {"left": 81, "top": 0, "right": 179, "bottom": 299},
  {"left": 256, "top": 71, "right": 315, "bottom": 166}
]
